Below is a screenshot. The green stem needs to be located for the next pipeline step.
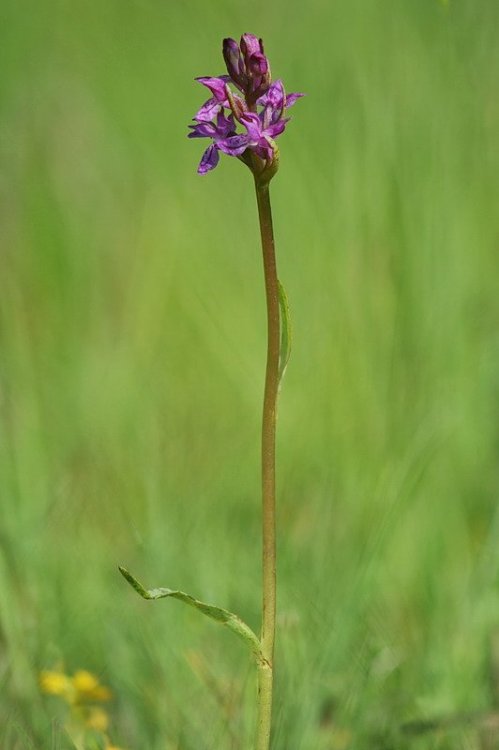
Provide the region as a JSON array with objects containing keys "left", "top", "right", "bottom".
[{"left": 254, "top": 178, "right": 280, "bottom": 750}]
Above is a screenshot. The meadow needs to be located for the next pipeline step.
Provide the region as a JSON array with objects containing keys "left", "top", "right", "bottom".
[{"left": 2, "top": 0, "right": 499, "bottom": 747}]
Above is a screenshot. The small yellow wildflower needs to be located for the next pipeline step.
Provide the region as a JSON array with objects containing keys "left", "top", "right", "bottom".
[
  {"left": 85, "top": 706, "right": 109, "bottom": 732},
  {"left": 39, "top": 670, "right": 72, "bottom": 700},
  {"left": 39, "top": 665, "right": 122, "bottom": 747},
  {"left": 72, "top": 670, "right": 112, "bottom": 702}
]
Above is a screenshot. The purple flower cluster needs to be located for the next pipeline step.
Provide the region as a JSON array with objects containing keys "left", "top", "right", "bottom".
[{"left": 188, "top": 34, "right": 303, "bottom": 175}]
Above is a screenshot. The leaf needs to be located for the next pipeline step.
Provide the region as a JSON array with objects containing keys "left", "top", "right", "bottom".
[
  {"left": 119, "top": 567, "right": 263, "bottom": 661},
  {"left": 278, "top": 280, "right": 292, "bottom": 386}
]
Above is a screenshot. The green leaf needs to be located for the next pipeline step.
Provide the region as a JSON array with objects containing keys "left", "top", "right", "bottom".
[
  {"left": 278, "top": 280, "right": 292, "bottom": 386},
  {"left": 119, "top": 566, "right": 263, "bottom": 661}
]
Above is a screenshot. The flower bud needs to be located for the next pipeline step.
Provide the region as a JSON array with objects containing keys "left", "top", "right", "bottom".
[
  {"left": 240, "top": 34, "right": 271, "bottom": 100},
  {"left": 223, "top": 37, "right": 247, "bottom": 91},
  {"left": 240, "top": 34, "right": 267, "bottom": 74}
]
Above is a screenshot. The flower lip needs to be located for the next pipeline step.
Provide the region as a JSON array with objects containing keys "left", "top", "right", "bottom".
[
  {"left": 217, "top": 134, "right": 251, "bottom": 156},
  {"left": 198, "top": 144, "right": 220, "bottom": 174},
  {"left": 195, "top": 98, "right": 224, "bottom": 123}
]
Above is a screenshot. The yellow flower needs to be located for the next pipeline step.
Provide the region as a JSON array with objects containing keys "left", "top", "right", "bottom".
[
  {"left": 39, "top": 670, "right": 72, "bottom": 700},
  {"left": 85, "top": 706, "right": 109, "bottom": 732},
  {"left": 72, "top": 670, "right": 112, "bottom": 702}
]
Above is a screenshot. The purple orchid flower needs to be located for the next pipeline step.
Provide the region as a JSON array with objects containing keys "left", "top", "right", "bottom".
[
  {"left": 194, "top": 76, "right": 230, "bottom": 122},
  {"left": 240, "top": 112, "right": 288, "bottom": 161},
  {"left": 257, "top": 82, "right": 304, "bottom": 111},
  {"left": 188, "top": 111, "right": 248, "bottom": 174},
  {"left": 188, "top": 34, "right": 304, "bottom": 176},
  {"left": 195, "top": 75, "right": 247, "bottom": 123},
  {"left": 235, "top": 81, "right": 290, "bottom": 160}
]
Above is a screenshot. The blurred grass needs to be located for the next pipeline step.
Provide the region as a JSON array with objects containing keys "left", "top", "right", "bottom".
[{"left": 1, "top": 0, "right": 499, "bottom": 747}]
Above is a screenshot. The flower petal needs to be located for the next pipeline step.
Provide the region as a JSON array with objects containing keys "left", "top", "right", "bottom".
[
  {"left": 266, "top": 118, "right": 289, "bottom": 139},
  {"left": 188, "top": 121, "right": 218, "bottom": 138},
  {"left": 241, "top": 112, "right": 263, "bottom": 141},
  {"left": 217, "top": 134, "right": 250, "bottom": 156},
  {"left": 223, "top": 38, "right": 246, "bottom": 90},
  {"left": 240, "top": 34, "right": 268, "bottom": 75},
  {"left": 195, "top": 76, "right": 230, "bottom": 102},
  {"left": 195, "top": 98, "right": 223, "bottom": 122},
  {"left": 248, "top": 52, "right": 267, "bottom": 76},
  {"left": 216, "top": 110, "right": 236, "bottom": 136},
  {"left": 198, "top": 144, "right": 220, "bottom": 174},
  {"left": 240, "top": 33, "right": 263, "bottom": 58},
  {"left": 265, "top": 80, "right": 285, "bottom": 109},
  {"left": 286, "top": 92, "right": 305, "bottom": 108},
  {"left": 240, "top": 34, "right": 270, "bottom": 97}
]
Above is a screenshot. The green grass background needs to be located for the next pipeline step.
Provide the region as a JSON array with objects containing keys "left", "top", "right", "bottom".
[{"left": 2, "top": 0, "right": 499, "bottom": 747}]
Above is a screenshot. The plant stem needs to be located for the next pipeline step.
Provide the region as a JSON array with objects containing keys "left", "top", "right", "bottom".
[{"left": 254, "top": 178, "right": 280, "bottom": 750}]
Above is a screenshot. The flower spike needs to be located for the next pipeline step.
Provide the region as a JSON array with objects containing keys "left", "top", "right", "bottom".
[{"left": 188, "top": 33, "right": 304, "bottom": 182}]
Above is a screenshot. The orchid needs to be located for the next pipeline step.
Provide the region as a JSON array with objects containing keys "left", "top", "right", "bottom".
[
  {"left": 124, "top": 33, "right": 302, "bottom": 750},
  {"left": 188, "top": 34, "right": 304, "bottom": 179},
  {"left": 187, "top": 37, "right": 302, "bottom": 750}
]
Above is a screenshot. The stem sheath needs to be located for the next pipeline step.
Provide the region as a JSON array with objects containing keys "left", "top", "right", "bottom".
[{"left": 254, "top": 179, "right": 279, "bottom": 750}]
